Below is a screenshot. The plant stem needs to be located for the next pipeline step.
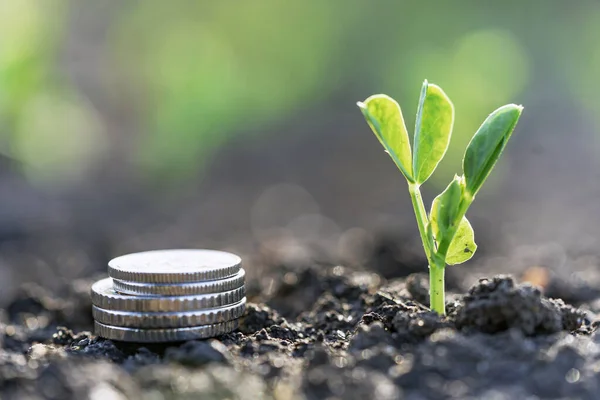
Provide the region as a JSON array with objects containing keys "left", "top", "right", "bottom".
[
  {"left": 429, "top": 263, "right": 445, "bottom": 315},
  {"left": 408, "top": 183, "right": 434, "bottom": 263},
  {"left": 408, "top": 183, "right": 446, "bottom": 315}
]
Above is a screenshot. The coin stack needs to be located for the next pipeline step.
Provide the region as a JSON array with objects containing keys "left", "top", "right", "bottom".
[{"left": 91, "top": 249, "right": 246, "bottom": 343}]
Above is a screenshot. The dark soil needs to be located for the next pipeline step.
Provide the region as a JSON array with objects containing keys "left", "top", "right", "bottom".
[{"left": 1, "top": 258, "right": 599, "bottom": 400}]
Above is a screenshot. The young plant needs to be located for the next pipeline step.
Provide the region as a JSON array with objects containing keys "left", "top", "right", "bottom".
[{"left": 357, "top": 80, "right": 522, "bottom": 315}]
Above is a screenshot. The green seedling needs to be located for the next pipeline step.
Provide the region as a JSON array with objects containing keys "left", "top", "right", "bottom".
[{"left": 357, "top": 80, "right": 522, "bottom": 315}]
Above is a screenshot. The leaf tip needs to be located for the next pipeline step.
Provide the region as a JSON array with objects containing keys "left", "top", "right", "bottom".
[
  {"left": 427, "top": 82, "right": 454, "bottom": 107},
  {"left": 499, "top": 103, "right": 524, "bottom": 114},
  {"left": 363, "top": 94, "right": 395, "bottom": 104},
  {"left": 419, "top": 80, "right": 428, "bottom": 99},
  {"left": 507, "top": 103, "right": 524, "bottom": 111}
]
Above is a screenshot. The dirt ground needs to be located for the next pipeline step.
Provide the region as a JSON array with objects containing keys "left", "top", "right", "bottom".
[{"left": 1, "top": 239, "right": 599, "bottom": 400}]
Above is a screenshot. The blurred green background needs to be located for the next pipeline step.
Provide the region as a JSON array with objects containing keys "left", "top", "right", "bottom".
[
  {"left": 0, "top": 0, "right": 578, "bottom": 183},
  {"left": 1, "top": 0, "right": 600, "bottom": 300}
]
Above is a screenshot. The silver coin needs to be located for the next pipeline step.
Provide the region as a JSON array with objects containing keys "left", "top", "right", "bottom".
[
  {"left": 94, "top": 319, "right": 239, "bottom": 342},
  {"left": 92, "top": 298, "right": 246, "bottom": 328},
  {"left": 91, "top": 278, "right": 245, "bottom": 312},
  {"left": 108, "top": 249, "right": 241, "bottom": 283},
  {"left": 113, "top": 268, "right": 246, "bottom": 296}
]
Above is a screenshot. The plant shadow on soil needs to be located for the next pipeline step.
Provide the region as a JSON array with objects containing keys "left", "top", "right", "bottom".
[{"left": 2, "top": 242, "right": 600, "bottom": 400}]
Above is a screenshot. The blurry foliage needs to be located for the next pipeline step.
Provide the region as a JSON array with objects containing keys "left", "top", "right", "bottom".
[
  {"left": 562, "top": 3, "right": 600, "bottom": 155},
  {"left": 0, "top": 0, "right": 106, "bottom": 183},
  {"left": 13, "top": 91, "right": 106, "bottom": 182},
  {"left": 0, "top": 1, "right": 599, "bottom": 185},
  {"left": 112, "top": 2, "right": 363, "bottom": 180}
]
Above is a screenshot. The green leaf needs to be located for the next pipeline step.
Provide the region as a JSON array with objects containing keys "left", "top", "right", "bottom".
[
  {"left": 463, "top": 104, "right": 523, "bottom": 197},
  {"left": 357, "top": 95, "right": 413, "bottom": 181},
  {"left": 445, "top": 217, "right": 477, "bottom": 265},
  {"left": 413, "top": 80, "right": 454, "bottom": 184},
  {"left": 429, "top": 175, "right": 463, "bottom": 243}
]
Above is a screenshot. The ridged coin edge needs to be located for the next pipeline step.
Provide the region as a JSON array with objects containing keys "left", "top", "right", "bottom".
[
  {"left": 91, "top": 280, "right": 246, "bottom": 312},
  {"left": 112, "top": 269, "right": 246, "bottom": 296},
  {"left": 92, "top": 299, "right": 246, "bottom": 328},
  {"left": 108, "top": 262, "right": 241, "bottom": 284},
  {"left": 94, "top": 319, "right": 239, "bottom": 343}
]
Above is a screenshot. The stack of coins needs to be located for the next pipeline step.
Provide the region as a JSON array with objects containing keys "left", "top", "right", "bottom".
[{"left": 91, "top": 249, "right": 246, "bottom": 343}]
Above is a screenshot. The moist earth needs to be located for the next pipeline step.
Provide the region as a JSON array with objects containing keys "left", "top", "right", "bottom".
[{"left": 1, "top": 260, "right": 599, "bottom": 400}]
